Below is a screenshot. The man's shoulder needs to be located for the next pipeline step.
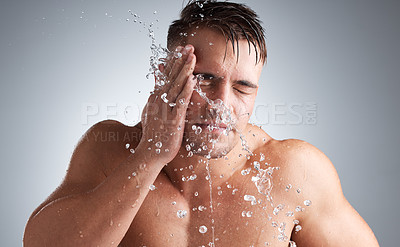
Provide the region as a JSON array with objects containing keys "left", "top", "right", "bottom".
[
  {"left": 261, "top": 138, "right": 342, "bottom": 202},
  {"left": 258, "top": 137, "right": 329, "bottom": 167},
  {"left": 76, "top": 120, "right": 143, "bottom": 156},
  {"left": 81, "top": 120, "right": 142, "bottom": 144},
  {"left": 71, "top": 120, "right": 143, "bottom": 176},
  {"left": 243, "top": 124, "right": 329, "bottom": 168},
  {"left": 255, "top": 137, "right": 337, "bottom": 186}
]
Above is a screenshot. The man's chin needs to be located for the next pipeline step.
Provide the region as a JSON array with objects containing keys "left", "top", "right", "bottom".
[
  {"left": 199, "top": 146, "right": 232, "bottom": 159},
  {"left": 182, "top": 130, "right": 238, "bottom": 159}
]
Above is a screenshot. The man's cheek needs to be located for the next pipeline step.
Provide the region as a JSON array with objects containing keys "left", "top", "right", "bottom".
[
  {"left": 185, "top": 105, "right": 202, "bottom": 122},
  {"left": 235, "top": 105, "right": 251, "bottom": 120}
]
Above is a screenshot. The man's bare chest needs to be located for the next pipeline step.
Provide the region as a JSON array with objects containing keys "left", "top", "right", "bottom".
[{"left": 119, "top": 172, "right": 299, "bottom": 247}]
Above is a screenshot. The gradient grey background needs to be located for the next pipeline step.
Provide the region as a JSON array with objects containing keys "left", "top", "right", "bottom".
[{"left": 1, "top": 0, "right": 399, "bottom": 246}]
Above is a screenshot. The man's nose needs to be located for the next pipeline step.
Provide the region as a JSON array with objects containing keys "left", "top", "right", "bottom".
[{"left": 206, "top": 83, "right": 233, "bottom": 111}]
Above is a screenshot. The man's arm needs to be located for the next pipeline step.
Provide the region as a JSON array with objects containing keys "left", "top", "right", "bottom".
[
  {"left": 23, "top": 120, "right": 167, "bottom": 246},
  {"left": 287, "top": 140, "right": 380, "bottom": 246}
]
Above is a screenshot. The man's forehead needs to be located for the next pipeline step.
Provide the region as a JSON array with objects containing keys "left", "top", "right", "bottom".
[{"left": 177, "top": 27, "right": 264, "bottom": 65}]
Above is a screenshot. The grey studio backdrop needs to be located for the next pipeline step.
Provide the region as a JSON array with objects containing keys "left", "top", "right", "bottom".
[{"left": 0, "top": 0, "right": 398, "bottom": 246}]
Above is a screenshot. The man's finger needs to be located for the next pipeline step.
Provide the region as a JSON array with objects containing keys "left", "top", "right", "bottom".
[
  {"left": 167, "top": 46, "right": 193, "bottom": 85},
  {"left": 163, "top": 46, "right": 183, "bottom": 80},
  {"left": 173, "top": 72, "right": 197, "bottom": 120},
  {"left": 167, "top": 50, "right": 196, "bottom": 104}
]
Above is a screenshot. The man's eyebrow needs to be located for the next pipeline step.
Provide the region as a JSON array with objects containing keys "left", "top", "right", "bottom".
[{"left": 235, "top": 80, "right": 258, "bottom": 89}]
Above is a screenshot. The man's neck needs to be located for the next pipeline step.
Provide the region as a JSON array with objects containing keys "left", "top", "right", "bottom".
[{"left": 162, "top": 138, "right": 249, "bottom": 198}]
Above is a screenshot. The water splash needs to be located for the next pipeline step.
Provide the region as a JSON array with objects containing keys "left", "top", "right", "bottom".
[
  {"left": 177, "top": 209, "right": 187, "bottom": 218},
  {"left": 126, "top": 8, "right": 310, "bottom": 246}
]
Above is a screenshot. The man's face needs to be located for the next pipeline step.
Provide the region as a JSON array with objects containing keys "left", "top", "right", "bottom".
[{"left": 180, "top": 28, "right": 263, "bottom": 158}]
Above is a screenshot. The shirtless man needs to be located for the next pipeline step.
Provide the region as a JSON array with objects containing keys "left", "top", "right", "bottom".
[{"left": 24, "top": 1, "right": 379, "bottom": 246}]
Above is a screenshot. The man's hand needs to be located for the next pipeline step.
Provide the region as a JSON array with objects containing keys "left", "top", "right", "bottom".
[{"left": 137, "top": 45, "right": 197, "bottom": 164}]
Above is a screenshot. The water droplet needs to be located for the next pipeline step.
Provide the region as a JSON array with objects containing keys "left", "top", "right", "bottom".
[
  {"left": 125, "top": 143, "right": 130, "bottom": 149},
  {"left": 285, "top": 184, "right": 292, "bottom": 192},
  {"left": 194, "top": 192, "right": 199, "bottom": 196},
  {"left": 286, "top": 211, "right": 294, "bottom": 217},
  {"left": 155, "top": 141, "right": 162, "bottom": 148},
  {"left": 149, "top": 184, "right": 156, "bottom": 191},
  {"left": 260, "top": 153, "right": 265, "bottom": 161},
  {"left": 186, "top": 144, "right": 191, "bottom": 151},
  {"left": 171, "top": 201, "right": 176, "bottom": 205},
  {"left": 241, "top": 168, "right": 251, "bottom": 175},
  {"left": 295, "top": 225, "right": 302, "bottom": 232},
  {"left": 155, "top": 148, "right": 161, "bottom": 154},
  {"left": 199, "top": 225, "right": 207, "bottom": 234},
  {"left": 304, "top": 200, "right": 312, "bottom": 206},
  {"left": 295, "top": 206, "right": 302, "bottom": 212},
  {"left": 132, "top": 172, "right": 137, "bottom": 177},
  {"left": 246, "top": 211, "right": 253, "bottom": 217},
  {"left": 198, "top": 205, "right": 206, "bottom": 211},
  {"left": 195, "top": 126, "right": 202, "bottom": 135},
  {"left": 253, "top": 161, "right": 260, "bottom": 170},
  {"left": 161, "top": 93, "right": 169, "bottom": 103},
  {"left": 177, "top": 210, "right": 187, "bottom": 218},
  {"left": 241, "top": 211, "right": 246, "bottom": 217},
  {"left": 296, "top": 188, "right": 301, "bottom": 193},
  {"left": 273, "top": 204, "right": 284, "bottom": 215},
  {"left": 129, "top": 149, "right": 135, "bottom": 154},
  {"left": 244, "top": 195, "right": 256, "bottom": 202},
  {"left": 179, "top": 98, "right": 185, "bottom": 105}
]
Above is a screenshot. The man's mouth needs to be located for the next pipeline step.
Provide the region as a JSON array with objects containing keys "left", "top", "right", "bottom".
[{"left": 194, "top": 122, "right": 232, "bottom": 133}]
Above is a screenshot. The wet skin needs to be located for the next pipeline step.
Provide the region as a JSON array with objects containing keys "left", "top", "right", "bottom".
[{"left": 24, "top": 29, "right": 379, "bottom": 247}]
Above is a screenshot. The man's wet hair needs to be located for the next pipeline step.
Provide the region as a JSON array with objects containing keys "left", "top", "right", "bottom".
[{"left": 167, "top": 0, "right": 267, "bottom": 64}]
